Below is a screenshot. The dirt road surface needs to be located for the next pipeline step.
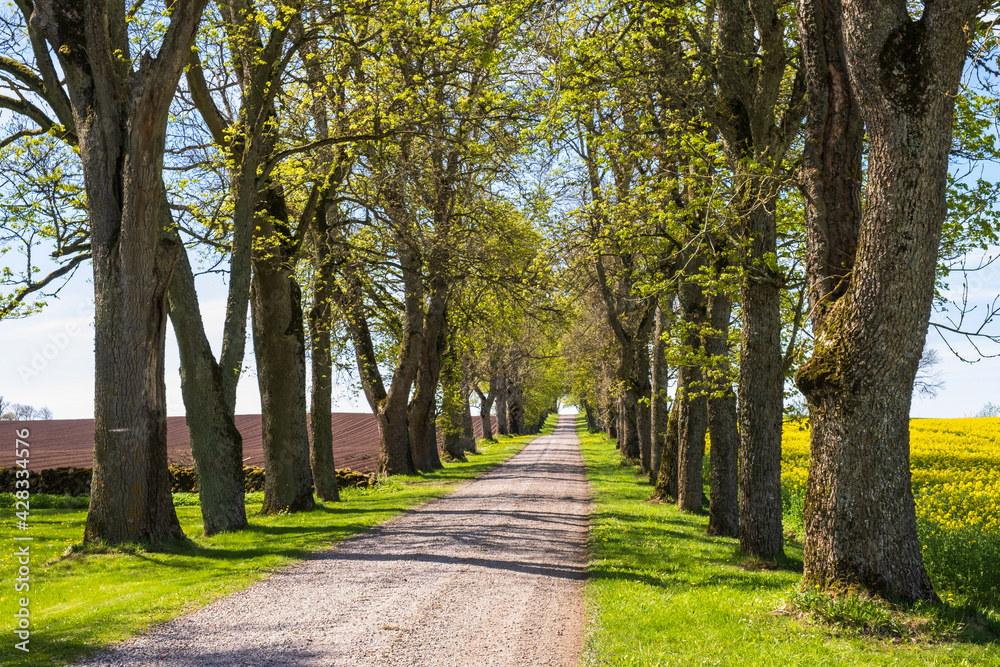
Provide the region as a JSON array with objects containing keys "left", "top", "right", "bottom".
[{"left": 76, "top": 414, "right": 590, "bottom": 667}]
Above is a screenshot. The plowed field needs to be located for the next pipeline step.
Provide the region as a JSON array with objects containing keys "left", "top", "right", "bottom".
[{"left": 2, "top": 414, "right": 498, "bottom": 473}]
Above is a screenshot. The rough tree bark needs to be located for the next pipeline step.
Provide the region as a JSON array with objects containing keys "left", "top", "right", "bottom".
[
  {"left": 440, "top": 345, "right": 468, "bottom": 461},
  {"left": 713, "top": 0, "right": 804, "bottom": 560},
  {"left": 408, "top": 286, "right": 447, "bottom": 471},
  {"left": 474, "top": 385, "right": 497, "bottom": 441},
  {"left": 507, "top": 380, "right": 525, "bottom": 435},
  {"left": 654, "top": 385, "right": 681, "bottom": 500},
  {"left": 32, "top": 0, "right": 209, "bottom": 544},
  {"left": 495, "top": 369, "right": 510, "bottom": 436},
  {"left": 634, "top": 323, "right": 653, "bottom": 473},
  {"left": 677, "top": 265, "right": 708, "bottom": 513},
  {"left": 165, "top": 228, "right": 248, "bottom": 534},
  {"left": 308, "top": 202, "right": 340, "bottom": 502},
  {"left": 705, "top": 293, "right": 739, "bottom": 537},
  {"left": 794, "top": 0, "right": 971, "bottom": 602},
  {"left": 606, "top": 398, "right": 619, "bottom": 440},
  {"left": 461, "top": 391, "right": 477, "bottom": 453},
  {"left": 582, "top": 399, "right": 599, "bottom": 433},
  {"left": 735, "top": 199, "right": 785, "bottom": 558},
  {"left": 251, "top": 189, "right": 314, "bottom": 514},
  {"left": 650, "top": 302, "right": 670, "bottom": 483},
  {"left": 619, "top": 393, "right": 639, "bottom": 459}
]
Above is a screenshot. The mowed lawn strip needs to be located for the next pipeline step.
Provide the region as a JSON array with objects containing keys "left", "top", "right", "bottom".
[
  {"left": 0, "top": 418, "right": 554, "bottom": 667},
  {"left": 578, "top": 417, "right": 1000, "bottom": 666}
]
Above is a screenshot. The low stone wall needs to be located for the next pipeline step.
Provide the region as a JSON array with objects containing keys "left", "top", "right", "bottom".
[
  {"left": 0, "top": 467, "right": 92, "bottom": 496},
  {"left": 0, "top": 465, "right": 377, "bottom": 497}
]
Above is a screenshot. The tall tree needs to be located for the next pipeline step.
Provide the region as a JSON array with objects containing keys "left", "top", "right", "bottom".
[
  {"left": 165, "top": 228, "right": 249, "bottom": 534},
  {"left": 708, "top": 0, "right": 805, "bottom": 560},
  {"left": 332, "top": 0, "right": 540, "bottom": 473},
  {"left": 795, "top": 0, "right": 979, "bottom": 602},
  {"left": 28, "top": 0, "right": 209, "bottom": 543},
  {"left": 0, "top": 2, "right": 250, "bottom": 536},
  {"left": 209, "top": 0, "right": 316, "bottom": 514}
]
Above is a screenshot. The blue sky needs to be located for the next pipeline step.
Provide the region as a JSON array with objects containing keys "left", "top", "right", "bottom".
[
  {"left": 0, "top": 269, "right": 371, "bottom": 418},
  {"left": 1, "top": 257, "right": 998, "bottom": 419}
]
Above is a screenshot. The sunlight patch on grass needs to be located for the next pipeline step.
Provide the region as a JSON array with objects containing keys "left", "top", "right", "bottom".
[{"left": 578, "top": 417, "right": 1000, "bottom": 666}]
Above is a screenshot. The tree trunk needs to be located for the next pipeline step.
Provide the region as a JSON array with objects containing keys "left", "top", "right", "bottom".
[
  {"left": 166, "top": 230, "right": 248, "bottom": 534},
  {"left": 495, "top": 370, "right": 510, "bottom": 435},
  {"left": 637, "top": 401, "right": 652, "bottom": 471},
  {"left": 33, "top": 0, "right": 208, "bottom": 544},
  {"left": 607, "top": 398, "right": 619, "bottom": 440},
  {"left": 705, "top": 293, "right": 739, "bottom": 537},
  {"left": 677, "top": 370, "right": 708, "bottom": 513},
  {"left": 408, "top": 292, "right": 447, "bottom": 471},
  {"left": 475, "top": 387, "right": 496, "bottom": 441},
  {"left": 507, "top": 381, "right": 524, "bottom": 435},
  {"left": 712, "top": 0, "right": 802, "bottom": 562},
  {"left": 582, "top": 399, "right": 598, "bottom": 433},
  {"left": 334, "top": 234, "right": 422, "bottom": 476},
  {"left": 677, "top": 262, "right": 708, "bottom": 512},
  {"left": 620, "top": 392, "right": 641, "bottom": 460},
  {"left": 736, "top": 200, "right": 785, "bottom": 559},
  {"left": 635, "top": 325, "right": 653, "bottom": 472},
  {"left": 795, "top": 0, "right": 863, "bottom": 323},
  {"left": 301, "top": 22, "right": 347, "bottom": 503},
  {"left": 654, "top": 385, "right": 681, "bottom": 500},
  {"left": 87, "top": 187, "right": 184, "bottom": 544},
  {"left": 377, "top": 401, "right": 414, "bottom": 475},
  {"left": 480, "top": 406, "right": 495, "bottom": 440},
  {"left": 461, "top": 392, "right": 477, "bottom": 453},
  {"left": 251, "top": 235, "right": 315, "bottom": 514},
  {"left": 308, "top": 205, "right": 340, "bottom": 502},
  {"left": 650, "top": 303, "right": 670, "bottom": 483},
  {"left": 793, "top": 0, "right": 971, "bottom": 602},
  {"left": 440, "top": 348, "right": 467, "bottom": 461}
]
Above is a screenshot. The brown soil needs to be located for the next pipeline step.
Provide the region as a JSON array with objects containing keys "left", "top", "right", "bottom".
[{"left": 2, "top": 414, "right": 498, "bottom": 473}]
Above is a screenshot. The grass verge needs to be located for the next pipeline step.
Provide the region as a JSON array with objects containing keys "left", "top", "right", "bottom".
[
  {"left": 0, "top": 417, "right": 554, "bottom": 666},
  {"left": 578, "top": 417, "right": 1000, "bottom": 666}
]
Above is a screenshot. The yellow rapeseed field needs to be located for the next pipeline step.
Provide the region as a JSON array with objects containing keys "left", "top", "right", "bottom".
[{"left": 781, "top": 417, "right": 1000, "bottom": 607}]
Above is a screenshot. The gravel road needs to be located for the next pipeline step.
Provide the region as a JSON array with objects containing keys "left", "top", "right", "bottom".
[{"left": 76, "top": 414, "right": 590, "bottom": 667}]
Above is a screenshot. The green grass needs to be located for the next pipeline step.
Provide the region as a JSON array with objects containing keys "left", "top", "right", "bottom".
[
  {"left": 578, "top": 417, "right": 1000, "bottom": 666},
  {"left": 0, "top": 418, "right": 554, "bottom": 666}
]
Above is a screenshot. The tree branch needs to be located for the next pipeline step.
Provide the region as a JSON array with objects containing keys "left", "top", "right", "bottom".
[{"left": 0, "top": 253, "right": 91, "bottom": 320}]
